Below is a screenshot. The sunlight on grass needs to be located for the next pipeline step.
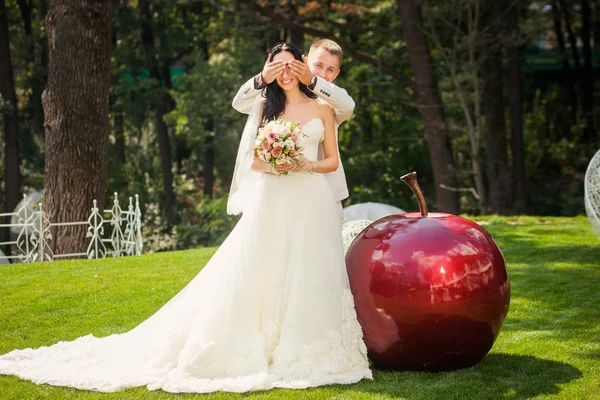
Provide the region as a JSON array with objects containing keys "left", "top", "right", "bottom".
[{"left": 0, "top": 216, "right": 599, "bottom": 399}]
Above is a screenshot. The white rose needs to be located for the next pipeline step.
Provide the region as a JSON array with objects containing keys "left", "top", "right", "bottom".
[
  {"left": 284, "top": 139, "right": 295, "bottom": 148},
  {"left": 272, "top": 124, "right": 287, "bottom": 134}
]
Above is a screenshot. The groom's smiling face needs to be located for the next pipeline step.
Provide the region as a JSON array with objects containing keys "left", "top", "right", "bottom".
[{"left": 308, "top": 48, "right": 341, "bottom": 83}]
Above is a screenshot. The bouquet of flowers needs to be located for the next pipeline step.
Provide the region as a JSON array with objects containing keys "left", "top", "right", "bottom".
[{"left": 254, "top": 118, "right": 307, "bottom": 175}]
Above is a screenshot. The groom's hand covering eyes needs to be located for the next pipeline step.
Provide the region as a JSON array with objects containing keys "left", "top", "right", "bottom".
[
  {"left": 261, "top": 59, "right": 285, "bottom": 84},
  {"left": 288, "top": 57, "right": 314, "bottom": 87}
]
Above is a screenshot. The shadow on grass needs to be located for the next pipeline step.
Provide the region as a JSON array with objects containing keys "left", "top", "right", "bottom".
[{"left": 353, "top": 353, "right": 582, "bottom": 400}]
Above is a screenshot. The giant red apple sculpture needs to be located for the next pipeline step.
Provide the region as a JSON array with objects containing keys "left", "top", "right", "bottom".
[{"left": 346, "top": 172, "right": 510, "bottom": 371}]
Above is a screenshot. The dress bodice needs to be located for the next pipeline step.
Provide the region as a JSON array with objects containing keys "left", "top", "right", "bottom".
[{"left": 300, "top": 118, "right": 324, "bottom": 161}]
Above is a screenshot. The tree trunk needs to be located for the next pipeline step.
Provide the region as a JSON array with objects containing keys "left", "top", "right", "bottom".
[
  {"left": 17, "top": 0, "right": 40, "bottom": 161},
  {"left": 481, "top": 1, "right": 512, "bottom": 215},
  {"left": 155, "top": 101, "right": 177, "bottom": 220},
  {"left": 505, "top": 0, "right": 527, "bottom": 214},
  {"left": 551, "top": 0, "right": 578, "bottom": 122},
  {"left": 139, "top": 0, "right": 177, "bottom": 226},
  {"left": 203, "top": 131, "right": 215, "bottom": 197},
  {"left": 43, "top": 0, "right": 111, "bottom": 256},
  {"left": 16, "top": 0, "right": 32, "bottom": 35},
  {"left": 559, "top": 0, "right": 583, "bottom": 73},
  {"left": 397, "top": 0, "right": 459, "bottom": 214},
  {"left": 290, "top": 28, "right": 304, "bottom": 49},
  {"left": 198, "top": 39, "right": 215, "bottom": 197},
  {"left": 31, "top": 0, "right": 48, "bottom": 141},
  {"left": 289, "top": 3, "right": 304, "bottom": 49},
  {"left": 0, "top": 0, "right": 22, "bottom": 213},
  {"left": 114, "top": 112, "right": 125, "bottom": 164},
  {"left": 0, "top": 0, "right": 22, "bottom": 254},
  {"left": 111, "top": 28, "right": 125, "bottom": 165},
  {"left": 465, "top": 1, "right": 487, "bottom": 213},
  {"left": 581, "top": 0, "right": 595, "bottom": 143},
  {"left": 594, "top": 0, "right": 600, "bottom": 52},
  {"left": 558, "top": 0, "right": 589, "bottom": 139}
]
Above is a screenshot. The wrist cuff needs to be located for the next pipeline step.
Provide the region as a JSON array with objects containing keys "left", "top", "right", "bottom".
[{"left": 254, "top": 73, "right": 267, "bottom": 90}]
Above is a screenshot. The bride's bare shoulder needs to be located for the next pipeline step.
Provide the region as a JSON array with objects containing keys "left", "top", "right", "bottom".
[
  {"left": 315, "top": 98, "right": 331, "bottom": 107},
  {"left": 315, "top": 100, "right": 334, "bottom": 119}
]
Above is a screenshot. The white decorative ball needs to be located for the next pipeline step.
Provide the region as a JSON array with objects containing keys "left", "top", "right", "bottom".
[
  {"left": 342, "top": 219, "right": 374, "bottom": 253},
  {"left": 0, "top": 249, "right": 9, "bottom": 265},
  {"left": 343, "top": 202, "right": 405, "bottom": 223},
  {"left": 585, "top": 149, "right": 600, "bottom": 239},
  {"left": 10, "top": 191, "right": 44, "bottom": 235}
]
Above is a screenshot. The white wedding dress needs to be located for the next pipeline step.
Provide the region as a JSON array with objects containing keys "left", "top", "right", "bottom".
[{"left": 0, "top": 117, "right": 372, "bottom": 393}]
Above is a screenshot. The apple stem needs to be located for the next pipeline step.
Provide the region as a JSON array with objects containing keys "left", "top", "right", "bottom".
[{"left": 401, "top": 172, "right": 429, "bottom": 217}]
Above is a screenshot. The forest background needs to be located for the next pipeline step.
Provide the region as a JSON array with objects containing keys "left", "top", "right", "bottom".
[{"left": 1, "top": 0, "right": 599, "bottom": 253}]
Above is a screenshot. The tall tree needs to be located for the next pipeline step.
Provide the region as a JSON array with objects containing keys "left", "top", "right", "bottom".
[
  {"left": 43, "top": 0, "right": 112, "bottom": 255},
  {"left": 139, "top": 0, "right": 177, "bottom": 226},
  {"left": 200, "top": 39, "right": 215, "bottom": 197},
  {"left": 0, "top": 0, "right": 22, "bottom": 238},
  {"left": 581, "top": 0, "right": 595, "bottom": 143},
  {"left": 481, "top": 1, "right": 511, "bottom": 214},
  {"left": 111, "top": 12, "right": 125, "bottom": 166},
  {"left": 505, "top": 0, "right": 527, "bottom": 214},
  {"left": 428, "top": 0, "right": 488, "bottom": 213},
  {"left": 397, "top": 0, "right": 460, "bottom": 213},
  {"left": 288, "top": 2, "right": 304, "bottom": 49},
  {"left": 552, "top": 0, "right": 578, "bottom": 121},
  {"left": 17, "top": 0, "right": 46, "bottom": 158},
  {"left": 558, "top": 0, "right": 593, "bottom": 140}
]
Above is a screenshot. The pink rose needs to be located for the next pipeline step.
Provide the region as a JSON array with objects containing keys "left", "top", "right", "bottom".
[
  {"left": 267, "top": 132, "right": 277, "bottom": 143},
  {"left": 276, "top": 155, "right": 289, "bottom": 165},
  {"left": 290, "top": 149, "right": 297, "bottom": 157},
  {"left": 261, "top": 141, "right": 271, "bottom": 151},
  {"left": 290, "top": 132, "right": 299, "bottom": 141},
  {"left": 271, "top": 147, "right": 282, "bottom": 158}
]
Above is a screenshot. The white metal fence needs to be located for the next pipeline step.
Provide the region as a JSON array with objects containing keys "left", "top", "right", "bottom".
[{"left": 0, "top": 193, "right": 143, "bottom": 263}]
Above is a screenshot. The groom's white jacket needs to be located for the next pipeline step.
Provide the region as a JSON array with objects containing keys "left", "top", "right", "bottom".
[{"left": 232, "top": 75, "right": 354, "bottom": 202}]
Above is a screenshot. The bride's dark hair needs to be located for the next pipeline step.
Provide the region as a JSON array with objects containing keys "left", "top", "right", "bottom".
[{"left": 262, "top": 42, "right": 317, "bottom": 122}]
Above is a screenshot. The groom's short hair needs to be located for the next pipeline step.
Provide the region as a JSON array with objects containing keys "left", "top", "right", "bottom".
[{"left": 310, "top": 39, "right": 344, "bottom": 65}]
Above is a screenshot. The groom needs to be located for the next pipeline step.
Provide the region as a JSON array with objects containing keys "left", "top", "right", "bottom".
[{"left": 232, "top": 39, "right": 354, "bottom": 222}]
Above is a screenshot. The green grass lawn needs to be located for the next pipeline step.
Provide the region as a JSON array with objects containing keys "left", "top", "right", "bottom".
[{"left": 1, "top": 216, "right": 599, "bottom": 399}]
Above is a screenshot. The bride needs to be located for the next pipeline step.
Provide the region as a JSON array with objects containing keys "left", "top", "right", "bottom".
[{"left": 0, "top": 42, "right": 372, "bottom": 393}]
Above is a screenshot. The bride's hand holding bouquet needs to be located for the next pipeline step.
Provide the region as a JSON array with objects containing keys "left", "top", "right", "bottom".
[{"left": 254, "top": 119, "right": 309, "bottom": 175}]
